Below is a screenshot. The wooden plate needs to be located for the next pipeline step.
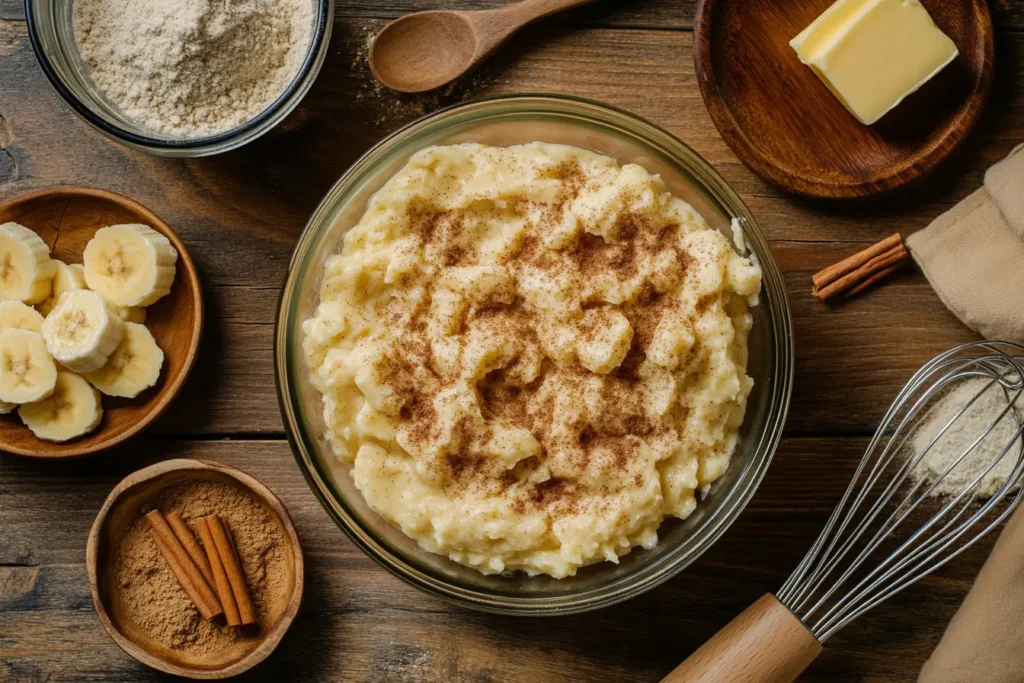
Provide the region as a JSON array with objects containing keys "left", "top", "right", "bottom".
[
  {"left": 86, "top": 459, "right": 304, "bottom": 679},
  {"left": 0, "top": 186, "right": 202, "bottom": 457},
  {"left": 694, "top": 0, "right": 994, "bottom": 198}
]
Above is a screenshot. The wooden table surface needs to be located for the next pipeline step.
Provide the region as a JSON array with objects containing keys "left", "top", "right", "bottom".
[{"left": 1, "top": 0, "right": 1022, "bottom": 681}]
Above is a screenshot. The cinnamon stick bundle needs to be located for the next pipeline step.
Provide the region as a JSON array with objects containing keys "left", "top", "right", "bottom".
[
  {"left": 811, "top": 233, "right": 911, "bottom": 300},
  {"left": 146, "top": 510, "right": 223, "bottom": 620}
]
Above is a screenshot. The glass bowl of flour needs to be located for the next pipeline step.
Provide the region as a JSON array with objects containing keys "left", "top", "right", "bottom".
[{"left": 25, "top": 0, "right": 333, "bottom": 156}]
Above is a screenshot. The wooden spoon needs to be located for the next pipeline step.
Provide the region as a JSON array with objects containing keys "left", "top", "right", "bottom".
[{"left": 369, "top": 0, "right": 597, "bottom": 93}]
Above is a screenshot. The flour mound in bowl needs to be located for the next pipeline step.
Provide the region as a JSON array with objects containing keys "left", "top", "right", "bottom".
[
  {"left": 303, "top": 143, "right": 762, "bottom": 578},
  {"left": 73, "top": 0, "right": 313, "bottom": 138}
]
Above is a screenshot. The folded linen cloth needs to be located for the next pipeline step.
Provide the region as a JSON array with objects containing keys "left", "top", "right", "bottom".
[
  {"left": 907, "top": 144, "right": 1024, "bottom": 344},
  {"left": 913, "top": 143, "right": 1024, "bottom": 682},
  {"left": 918, "top": 501, "right": 1024, "bottom": 683}
]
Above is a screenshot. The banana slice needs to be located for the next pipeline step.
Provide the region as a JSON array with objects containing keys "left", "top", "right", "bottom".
[
  {"left": 37, "top": 262, "right": 88, "bottom": 317},
  {"left": 0, "top": 222, "right": 57, "bottom": 304},
  {"left": 83, "top": 224, "right": 177, "bottom": 307},
  {"left": 0, "top": 300, "right": 45, "bottom": 333},
  {"left": 85, "top": 322, "right": 164, "bottom": 398},
  {"left": 41, "top": 290, "right": 125, "bottom": 373},
  {"left": 0, "top": 400, "right": 14, "bottom": 414},
  {"left": 115, "top": 306, "right": 146, "bottom": 324},
  {"left": 0, "top": 328, "right": 58, "bottom": 404},
  {"left": 19, "top": 371, "right": 102, "bottom": 442}
]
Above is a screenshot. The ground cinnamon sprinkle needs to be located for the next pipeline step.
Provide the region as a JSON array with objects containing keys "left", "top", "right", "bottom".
[
  {"left": 113, "top": 480, "right": 287, "bottom": 653},
  {"left": 444, "top": 181, "right": 678, "bottom": 507}
]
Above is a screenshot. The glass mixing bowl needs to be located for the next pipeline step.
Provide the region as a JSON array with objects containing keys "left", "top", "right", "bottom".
[
  {"left": 276, "top": 95, "right": 794, "bottom": 615},
  {"left": 24, "top": 0, "right": 333, "bottom": 157}
]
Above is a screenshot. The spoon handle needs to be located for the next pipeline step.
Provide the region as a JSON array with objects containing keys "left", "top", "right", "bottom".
[
  {"left": 473, "top": 0, "right": 598, "bottom": 51},
  {"left": 504, "top": 0, "right": 599, "bottom": 21}
]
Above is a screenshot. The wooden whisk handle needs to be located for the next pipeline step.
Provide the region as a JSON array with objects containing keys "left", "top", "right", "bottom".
[{"left": 660, "top": 593, "right": 822, "bottom": 683}]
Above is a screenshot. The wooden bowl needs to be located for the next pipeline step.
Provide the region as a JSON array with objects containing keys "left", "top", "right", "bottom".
[
  {"left": 694, "top": 0, "right": 994, "bottom": 198},
  {"left": 86, "top": 459, "right": 304, "bottom": 679},
  {"left": 0, "top": 186, "right": 202, "bottom": 457}
]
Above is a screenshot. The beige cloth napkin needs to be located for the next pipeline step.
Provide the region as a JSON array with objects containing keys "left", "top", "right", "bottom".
[
  {"left": 918, "top": 501, "right": 1024, "bottom": 683},
  {"left": 914, "top": 144, "right": 1024, "bottom": 682},
  {"left": 907, "top": 144, "right": 1024, "bottom": 344}
]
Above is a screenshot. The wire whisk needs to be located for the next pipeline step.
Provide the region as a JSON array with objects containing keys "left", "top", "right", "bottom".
[{"left": 662, "top": 341, "right": 1024, "bottom": 683}]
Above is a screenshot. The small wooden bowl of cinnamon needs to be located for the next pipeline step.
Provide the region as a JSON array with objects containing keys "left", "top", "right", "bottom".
[{"left": 86, "top": 459, "right": 304, "bottom": 679}]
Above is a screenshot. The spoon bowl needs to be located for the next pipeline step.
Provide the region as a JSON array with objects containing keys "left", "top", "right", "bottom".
[
  {"left": 370, "top": 12, "right": 479, "bottom": 93},
  {"left": 369, "top": 0, "right": 597, "bottom": 93}
]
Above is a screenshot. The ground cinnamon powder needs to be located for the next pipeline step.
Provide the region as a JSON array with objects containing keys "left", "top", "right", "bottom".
[
  {"left": 387, "top": 159, "right": 691, "bottom": 512},
  {"left": 112, "top": 480, "right": 287, "bottom": 654}
]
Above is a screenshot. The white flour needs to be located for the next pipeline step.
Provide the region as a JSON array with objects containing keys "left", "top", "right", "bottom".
[
  {"left": 911, "top": 379, "right": 1024, "bottom": 498},
  {"left": 73, "top": 0, "right": 314, "bottom": 138}
]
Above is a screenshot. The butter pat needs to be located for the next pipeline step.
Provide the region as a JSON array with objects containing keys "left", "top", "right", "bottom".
[{"left": 790, "top": 0, "right": 958, "bottom": 125}]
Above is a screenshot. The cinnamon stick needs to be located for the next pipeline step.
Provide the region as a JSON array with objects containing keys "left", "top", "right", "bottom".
[
  {"left": 196, "top": 516, "right": 242, "bottom": 627},
  {"left": 223, "top": 519, "right": 239, "bottom": 558},
  {"left": 812, "top": 233, "right": 903, "bottom": 290},
  {"left": 166, "top": 511, "right": 215, "bottom": 588},
  {"left": 206, "top": 515, "right": 257, "bottom": 625},
  {"left": 846, "top": 263, "right": 904, "bottom": 297},
  {"left": 146, "top": 510, "right": 223, "bottom": 620},
  {"left": 815, "top": 243, "right": 909, "bottom": 300},
  {"left": 220, "top": 518, "right": 256, "bottom": 626}
]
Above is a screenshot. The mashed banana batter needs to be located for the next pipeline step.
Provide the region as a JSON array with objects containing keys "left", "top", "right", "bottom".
[{"left": 303, "top": 143, "right": 761, "bottom": 578}]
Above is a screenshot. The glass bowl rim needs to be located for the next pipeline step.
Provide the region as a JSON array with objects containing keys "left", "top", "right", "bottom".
[
  {"left": 23, "top": 0, "right": 334, "bottom": 151},
  {"left": 275, "top": 93, "right": 795, "bottom": 615}
]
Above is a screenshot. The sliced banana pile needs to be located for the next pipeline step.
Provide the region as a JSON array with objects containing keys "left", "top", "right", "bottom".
[{"left": 0, "top": 221, "right": 177, "bottom": 443}]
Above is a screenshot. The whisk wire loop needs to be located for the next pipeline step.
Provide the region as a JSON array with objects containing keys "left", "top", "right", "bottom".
[
  {"left": 783, "top": 362, "right": 974, "bottom": 614},
  {"left": 776, "top": 341, "right": 1024, "bottom": 642},
  {"left": 781, "top": 355, "right": 984, "bottom": 610},
  {"left": 815, "top": 424, "right": 1024, "bottom": 640}
]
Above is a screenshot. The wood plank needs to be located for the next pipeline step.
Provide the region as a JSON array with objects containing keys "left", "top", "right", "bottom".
[
  {"left": 2, "top": 0, "right": 1022, "bottom": 30},
  {"left": 0, "top": 20, "right": 1020, "bottom": 437},
  {"left": 3, "top": 19, "right": 1020, "bottom": 206},
  {"left": 336, "top": 0, "right": 1024, "bottom": 30},
  {"left": 0, "top": 0, "right": 691, "bottom": 26},
  {"left": 0, "top": 437, "right": 995, "bottom": 682}
]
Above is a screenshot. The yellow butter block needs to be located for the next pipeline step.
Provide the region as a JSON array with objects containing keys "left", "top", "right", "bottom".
[{"left": 790, "top": 0, "right": 958, "bottom": 125}]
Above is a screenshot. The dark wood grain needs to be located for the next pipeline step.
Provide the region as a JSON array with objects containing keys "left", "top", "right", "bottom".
[
  {"left": 2, "top": 2, "right": 1024, "bottom": 682},
  {"left": 4, "top": 19, "right": 1022, "bottom": 205},
  {"left": 339, "top": 0, "right": 1024, "bottom": 31},
  {"left": 695, "top": 0, "right": 995, "bottom": 198},
  {"left": 0, "top": 438, "right": 993, "bottom": 682},
  {"left": 3, "top": 0, "right": 1023, "bottom": 30}
]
